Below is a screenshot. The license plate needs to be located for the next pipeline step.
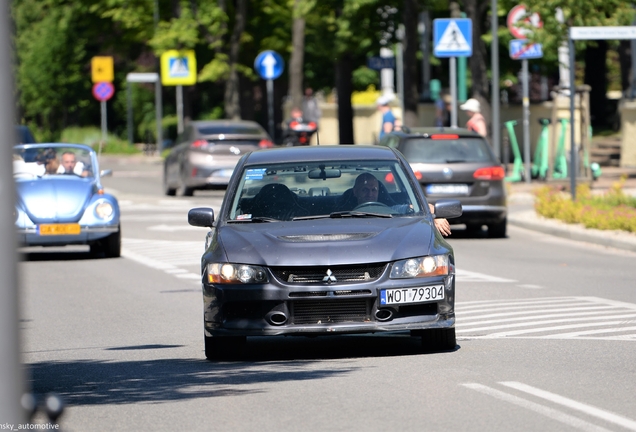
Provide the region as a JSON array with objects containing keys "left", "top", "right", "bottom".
[
  {"left": 426, "top": 184, "right": 469, "bottom": 195},
  {"left": 380, "top": 285, "right": 445, "bottom": 305},
  {"left": 38, "top": 223, "right": 81, "bottom": 236}
]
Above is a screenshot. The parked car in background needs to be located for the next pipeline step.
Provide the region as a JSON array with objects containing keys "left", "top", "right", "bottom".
[
  {"left": 187, "top": 145, "right": 462, "bottom": 360},
  {"left": 16, "top": 125, "right": 36, "bottom": 144},
  {"left": 13, "top": 143, "right": 121, "bottom": 257},
  {"left": 379, "top": 128, "right": 507, "bottom": 238},
  {"left": 163, "top": 120, "right": 274, "bottom": 196}
]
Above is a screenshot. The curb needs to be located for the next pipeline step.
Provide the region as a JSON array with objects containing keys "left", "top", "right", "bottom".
[{"left": 508, "top": 210, "right": 636, "bottom": 253}]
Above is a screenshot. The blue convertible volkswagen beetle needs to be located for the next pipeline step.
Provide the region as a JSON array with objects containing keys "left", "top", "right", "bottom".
[{"left": 13, "top": 143, "right": 121, "bottom": 257}]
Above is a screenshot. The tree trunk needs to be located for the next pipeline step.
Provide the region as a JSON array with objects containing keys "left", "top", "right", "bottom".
[
  {"left": 288, "top": 0, "right": 305, "bottom": 111},
  {"left": 584, "top": 41, "right": 607, "bottom": 127},
  {"left": 402, "top": 0, "right": 420, "bottom": 128},
  {"left": 463, "top": 0, "right": 491, "bottom": 137},
  {"left": 336, "top": 53, "right": 354, "bottom": 144},
  {"left": 224, "top": 0, "right": 246, "bottom": 120}
]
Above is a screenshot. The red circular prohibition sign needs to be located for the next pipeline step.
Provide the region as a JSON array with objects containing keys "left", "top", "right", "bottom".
[{"left": 92, "top": 82, "right": 115, "bottom": 101}]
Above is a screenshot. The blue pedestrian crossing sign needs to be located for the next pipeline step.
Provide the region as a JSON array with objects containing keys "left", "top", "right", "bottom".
[
  {"left": 433, "top": 18, "right": 472, "bottom": 57},
  {"left": 254, "top": 50, "right": 284, "bottom": 80},
  {"left": 509, "top": 39, "right": 543, "bottom": 60},
  {"left": 160, "top": 50, "right": 197, "bottom": 86}
]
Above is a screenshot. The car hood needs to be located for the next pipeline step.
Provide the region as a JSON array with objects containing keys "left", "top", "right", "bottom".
[
  {"left": 16, "top": 178, "right": 94, "bottom": 223},
  {"left": 217, "top": 217, "right": 439, "bottom": 266}
]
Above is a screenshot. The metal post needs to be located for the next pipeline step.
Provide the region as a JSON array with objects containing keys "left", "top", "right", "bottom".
[
  {"left": 458, "top": 12, "right": 468, "bottom": 103},
  {"left": 155, "top": 80, "right": 163, "bottom": 151},
  {"left": 267, "top": 79, "right": 275, "bottom": 140},
  {"left": 569, "top": 35, "right": 577, "bottom": 200},
  {"left": 450, "top": 57, "right": 458, "bottom": 128},
  {"left": 396, "top": 24, "right": 405, "bottom": 117},
  {"left": 127, "top": 83, "right": 133, "bottom": 145},
  {"left": 419, "top": 11, "right": 431, "bottom": 101},
  {"left": 176, "top": 85, "right": 184, "bottom": 134},
  {"left": 100, "top": 100, "right": 107, "bottom": 157},
  {"left": 0, "top": 0, "right": 25, "bottom": 422},
  {"left": 491, "top": 0, "right": 501, "bottom": 159},
  {"left": 522, "top": 59, "right": 531, "bottom": 183}
]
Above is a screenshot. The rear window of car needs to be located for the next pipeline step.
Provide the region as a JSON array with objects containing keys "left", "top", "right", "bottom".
[
  {"left": 198, "top": 126, "right": 263, "bottom": 136},
  {"left": 400, "top": 137, "right": 493, "bottom": 163}
]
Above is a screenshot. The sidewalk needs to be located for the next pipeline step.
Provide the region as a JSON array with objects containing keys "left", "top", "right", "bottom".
[{"left": 507, "top": 166, "right": 636, "bottom": 253}]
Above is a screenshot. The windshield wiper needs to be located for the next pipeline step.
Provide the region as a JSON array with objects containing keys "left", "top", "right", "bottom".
[
  {"left": 227, "top": 216, "right": 280, "bottom": 223},
  {"left": 293, "top": 211, "right": 392, "bottom": 221}
]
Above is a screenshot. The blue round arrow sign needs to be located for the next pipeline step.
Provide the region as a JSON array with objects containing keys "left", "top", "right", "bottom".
[{"left": 254, "top": 50, "right": 284, "bottom": 80}]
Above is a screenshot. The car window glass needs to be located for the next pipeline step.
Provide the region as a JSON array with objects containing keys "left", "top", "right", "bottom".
[
  {"left": 227, "top": 160, "right": 423, "bottom": 221},
  {"left": 198, "top": 126, "right": 263, "bottom": 136},
  {"left": 401, "top": 137, "right": 493, "bottom": 163}
]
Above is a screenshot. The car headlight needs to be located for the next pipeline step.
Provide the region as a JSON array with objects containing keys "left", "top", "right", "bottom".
[
  {"left": 207, "top": 263, "right": 269, "bottom": 284},
  {"left": 390, "top": 255, "right": 449, "bottom": 278},
  {"left": 95, "top": 201, "right": 114, "bottom": 220}
]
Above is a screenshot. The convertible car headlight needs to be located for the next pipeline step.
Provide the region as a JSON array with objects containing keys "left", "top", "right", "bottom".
[
  {"left": 95, "top": 201, "right": 114, "bottom": 220},
  {"left": 208, "top": 263, "right": 269, "bottom": 284},
  {"left": 390, "top": 255, "right": 449, "bottom": 278}
]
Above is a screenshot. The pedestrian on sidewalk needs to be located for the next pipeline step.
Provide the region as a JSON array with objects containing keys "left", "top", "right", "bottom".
[{"left": 460, "top": 98, "right": 487, "bottom": 137}]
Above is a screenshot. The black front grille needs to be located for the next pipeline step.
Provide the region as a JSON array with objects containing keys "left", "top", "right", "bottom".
[
  {"left": 292, "top": 299, "right": 371, "bottom": 324},
  {"left": 271, "top": 263, "right": 387, "bottom": 284}
]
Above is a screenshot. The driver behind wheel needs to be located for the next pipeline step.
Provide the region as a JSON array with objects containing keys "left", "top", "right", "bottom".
[
  {"left": 352, "top": 173, "right": 451, "bottom": 237},
  {"left": 57, "top": 151, "right": 90, "bottom": 177}
]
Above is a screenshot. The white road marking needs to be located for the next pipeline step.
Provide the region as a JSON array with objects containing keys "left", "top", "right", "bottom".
[
  {"left": 461, "top": 383, "right": 613, "bottom": 432},
  {"left": 147, "top": 224, "right": 203, "bottom": 232},
  {"left": 455, "top": 269, "right": 517, "bottom": 283},
  {"left": 457, "top": 297, "right": 636, "bottom": 341},
  {"left": 517, "top": 284, "right": 544, "bottom": 289},
  {"left": 121, "top": 238, "right": 202, "bottom": 283},
  {"left": 500, "top": 381, "right": 636, "bottom": 431}
]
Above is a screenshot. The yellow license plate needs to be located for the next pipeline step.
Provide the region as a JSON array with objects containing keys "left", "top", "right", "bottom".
[{"left": 38, "top": 223, "right": 81, "bottom": 236}]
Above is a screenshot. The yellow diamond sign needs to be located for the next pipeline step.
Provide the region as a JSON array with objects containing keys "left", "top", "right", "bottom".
[
  {"left": 91, "top": 56, "right": 114, "bottom": 83},
  {"left": 160, "top": 50, "right": 197, "bottom": 86}
]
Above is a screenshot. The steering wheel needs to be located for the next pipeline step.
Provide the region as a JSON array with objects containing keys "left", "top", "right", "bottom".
[{"left": 353, "top": 201, "right": 391, "bottom": 212}]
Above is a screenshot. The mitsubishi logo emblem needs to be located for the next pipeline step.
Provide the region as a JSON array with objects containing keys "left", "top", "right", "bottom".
[{"left": 322, "top": 269, "right": 337, "bottom": 283}]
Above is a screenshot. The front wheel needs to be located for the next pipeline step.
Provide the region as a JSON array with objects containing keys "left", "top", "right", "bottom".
[
  {"left": 204, "top": 335, "right": 246, "bottom": 360},
  {"left": 419, "top": 328, "right": 456, "bottom": 351},
  {"left": 90, "top": 227, "right": 121, "bottom": 258}
]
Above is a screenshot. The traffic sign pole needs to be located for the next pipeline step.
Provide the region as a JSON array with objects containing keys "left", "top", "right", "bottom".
[
  {"left": 177, "top": 85, "right": 184, "bottom": 134},
  {"left": 100, "top": 100, "right": 107, "bottom": 157},
  {"left": 450, "top": 57, "right": 458, "bottom": 128},
  {"left": 522, "top": 59, "right": 531, "bottom": 184},
  {"left": 266, "top": 79, "right": 274, "bottom": 140}
]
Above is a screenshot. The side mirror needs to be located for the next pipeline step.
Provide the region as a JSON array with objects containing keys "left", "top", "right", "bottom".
[
  {"left": 433, "top": 200, "right": 462, "bottom": 219},
  {"left": 188, "top": 207, "right": 215, "bottom": 227},
  {"left": 100, "top": 169, "right": 113, "bottom": 177}
]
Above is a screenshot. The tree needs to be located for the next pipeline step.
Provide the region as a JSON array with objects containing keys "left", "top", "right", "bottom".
[{"left": 521, "top": 0, "right": 635, "bottom": 126}]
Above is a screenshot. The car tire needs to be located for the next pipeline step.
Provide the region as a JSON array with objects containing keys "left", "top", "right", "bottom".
[
  {"left": 90, "top": 227, "right": 121, "bottom": 258},
  {"left": 488, "top": 218, "right": 507, "bottom": 238},
  {"left": 204, "top": 335, "right": 246, "bottom": 360},
  {"left": 420, "top": 328, "right": 456, "bottom": 351},
  {"left": 178, "top": 180, "right": 194, "bottom": 197},
  {"left": 163, "top": 170, "right": 176, "bottom": 196}
]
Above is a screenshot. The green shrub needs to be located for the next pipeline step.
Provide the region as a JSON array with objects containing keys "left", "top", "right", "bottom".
[
  {"left": 534, "top": 177, "right": 636, "bottom": 233},
  {"left": 59, "top": 126, "right": 140, "bottom": 155}
]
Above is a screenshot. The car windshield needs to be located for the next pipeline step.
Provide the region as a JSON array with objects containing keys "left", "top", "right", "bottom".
[
  {"left": 401, "top": 137, "right": 493, "bottom": 163},
  {"left": 13, "top": 146, "right": 95, "bottom": 179},
  {"left": 226, "top": 160, "right": 424, "bottom": 222}
]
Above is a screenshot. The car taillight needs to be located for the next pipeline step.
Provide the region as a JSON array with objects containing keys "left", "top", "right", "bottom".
[
  {"left": 259, "top": 139, "right": 274, "bottom": 148},
  {"left": 191, "top": 139, "right": 207, "bottom": 148},
  {"left": 308, "top": 121, "right": 317, "bottom": 129},
  {"left": 385, "top": 173, "right": 395, "bottom": 183},
  {"left": 289, "top": 121, "right": 299, "bottom": 129},
  {"left": 430, "top": 134, "right": 459, "bottom": 140},
  {"left": 414, "top": 171, "right": 423, "bottom": 180},
  {"left": 473, "top": 166, "right": 505, "bottom": 180}
]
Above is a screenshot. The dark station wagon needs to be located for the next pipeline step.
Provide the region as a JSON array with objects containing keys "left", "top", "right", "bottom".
[{"left": 379, "top": 128, "right": 507, "bottom": 238}]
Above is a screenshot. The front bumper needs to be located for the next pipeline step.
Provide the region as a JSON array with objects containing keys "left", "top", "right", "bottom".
[
  {"left": 17, "top": 224, "right": 119, "bottom": 247},
  {"left": 202, "top": 272, "right": 455, "bottom": 337}
]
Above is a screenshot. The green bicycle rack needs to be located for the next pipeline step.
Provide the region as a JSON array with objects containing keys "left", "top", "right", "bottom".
[
  {"left": 531, "top": 118, "right": 550, "bottom": 180},
  {"left": 504, "top": 120, "right": 524, "bottom": 182}
]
